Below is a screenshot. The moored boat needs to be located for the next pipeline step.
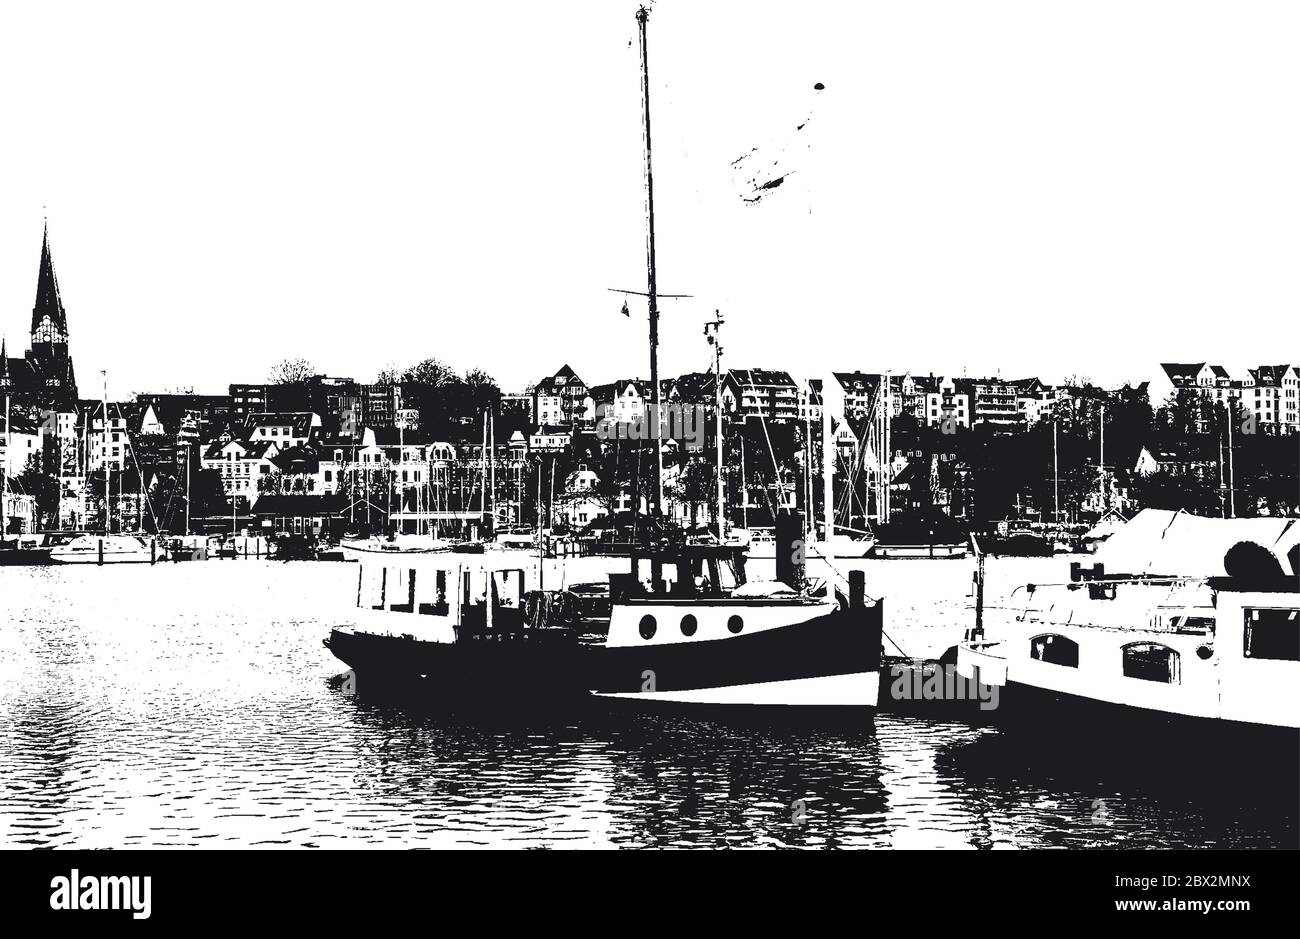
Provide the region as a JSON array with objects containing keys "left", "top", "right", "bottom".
[
  {"left": 956, "top": 509, "right": 1300, "bottom": 746},
  {"left": 324, "top": 522, "right": 884, "bottom": 714},
  {"left": 48, "top": 533, "right": 165, "bottom": 565}
]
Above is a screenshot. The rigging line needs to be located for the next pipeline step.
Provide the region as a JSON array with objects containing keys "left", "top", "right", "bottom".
[
  {"left": 114, "top": 401, "right": 161, "bottom": 534},
  {"left": 757, "top": 414, "right": 787, "bottom": 503},
  {"left": 802, "top": 543, "right": 905, "bottom": 657}
]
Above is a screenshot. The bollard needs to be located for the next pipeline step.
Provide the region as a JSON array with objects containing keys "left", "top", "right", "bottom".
[{"left": 849, "top": 569, "right": 865, "bottom": 609}]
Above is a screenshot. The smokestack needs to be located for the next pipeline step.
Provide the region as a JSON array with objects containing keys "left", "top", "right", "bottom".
[{"left": 775, "top": 509, "right": 805, "bottom": 591}]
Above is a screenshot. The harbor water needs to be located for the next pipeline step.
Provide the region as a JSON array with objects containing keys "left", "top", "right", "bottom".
[{"left": 0, "top": 558, "right": 1294, "bottom": 849}]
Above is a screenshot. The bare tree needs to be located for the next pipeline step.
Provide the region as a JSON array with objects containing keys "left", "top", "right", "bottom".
[{"left": 268, "top": 358, "right": 315, "bottom": 384}]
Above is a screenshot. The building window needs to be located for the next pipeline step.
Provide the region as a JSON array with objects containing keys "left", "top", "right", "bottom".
[
  {"left": 1243, "top": 608, "right": 1300, "bottom": 661},
  {"left": 1030, "top": 634, "right": 1079, "bottom": 667},
  {"left": 1122, "top": 642, "right": 1180, "bottom": 683}
]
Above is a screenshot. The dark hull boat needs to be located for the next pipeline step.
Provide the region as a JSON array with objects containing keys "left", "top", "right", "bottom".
[{"left": 325, "top": 525, "right": 884, "bottom": 714}]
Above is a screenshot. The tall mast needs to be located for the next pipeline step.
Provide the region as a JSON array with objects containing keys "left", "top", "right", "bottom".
[
  {"left": 821, "top": 381, "right": 833, "bottom": 541},
  {"left": 1227, "top": 404, "right": 1236, "bottom": 518},
  {"left": 1052, "top": 417, "right": 1059, "bottom": 523},
  {"left": 480, "top": 411, "right": 488, "bottom": 529},
  {"left": 636, "top": 6, "right": 663, "bottom": 517},
  {"left": 3, "top": 394, "right": 9, "bottom": 492},
  {"left": 489, "top": 408, "right": 496, "bottom": 530},
  {"left": 804, "top": 383, "right": 813, "bottom": 542},
  {"left": 705, "top": 312, "right": 725, "bottom": 540},
  {"left": 1098, "top": 401, "right": 1105, "bottom": 512},
  {"left": 102, "top": 370, "right": 110, "bottom": 534}
]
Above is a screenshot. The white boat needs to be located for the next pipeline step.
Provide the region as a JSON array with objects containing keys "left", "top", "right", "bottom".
[
  {"left": 869, "top": 541, "right": 967, "bottom": 560},
  {"left": 957, "top": 509, "right": 1300, "bottom": 744},
  {"left": 338, "top": 534, "right": 450, "bottom": 557},
  {"left": 49, "top": 534, "right": 164, "bottom": 565}
]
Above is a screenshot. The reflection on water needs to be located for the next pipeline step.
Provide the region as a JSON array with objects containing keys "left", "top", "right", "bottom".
[{"left": 0, "top": 564, "right": 1293, "bottom": 848}]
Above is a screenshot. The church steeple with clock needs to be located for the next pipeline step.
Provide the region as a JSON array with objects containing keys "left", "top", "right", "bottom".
[{"left": 19, "top": 222, "right": 79, "bottom": 408}]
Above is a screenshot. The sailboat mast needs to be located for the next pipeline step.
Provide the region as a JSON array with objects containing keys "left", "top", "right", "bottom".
[
  {"left": 636, "top": 6, "right": 664, "bottom": 517},
  {"left": 102, "top": 370, "right": 110, "bottom": 534},
  {"left": 803, "top": 382, "right": 813, "bottom": 541},
  {"left": 480, "top": 411, "right": 488, "bottom": 529},
  {"left": 1098, "top": 401, "right": 1105, "bottom": 512},
  {"left": 705, "top": 312, "right": 725, "bottom": 540},
  {"left": 821, "top": 381, "right": 833, "bottom": 541},
  {"left": 3, "top": 394, "right": 9, "bottom": 495},
  {"left": 1227, "top": 405, "right": 1236, "bottom": 518},
  {"left": 1053, "top": 417, "right": 1059, "bottom": 523}
]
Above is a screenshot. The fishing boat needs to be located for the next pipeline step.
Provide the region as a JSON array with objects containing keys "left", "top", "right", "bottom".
[
  {"left": 956, "top": 509, "right": 1300, "bottom": 745},
  {"left": 325, "top": 8, "right": 887, "bottom": 716},
  {"left": 325, "top": 517, "right": 883, "bottom": 712}
]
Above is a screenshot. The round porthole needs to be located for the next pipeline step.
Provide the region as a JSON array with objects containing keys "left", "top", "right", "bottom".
[
  {"left": 1196, "top": 644, "right": 1213, "bottom": 660},
  {"left": 727, "top": 614, "right": 744, "bottom": 634},
  {"left": 680, "top": 614, "right": 698, "bottom": 637},
  {"left": 639, "top": 614, "right": 657, "bottom": 640}
]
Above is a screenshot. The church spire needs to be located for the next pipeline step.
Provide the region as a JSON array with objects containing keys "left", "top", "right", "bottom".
[{"left": 31, "top": 221, "right": 68, "bottom": 346}]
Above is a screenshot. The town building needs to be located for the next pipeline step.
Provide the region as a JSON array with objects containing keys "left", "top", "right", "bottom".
[
  {"left": 721, "top": 369, "right": 800, "bottom": 422},
  {"left": 532, "top": 365, "right": 593, "bottom": 426}
]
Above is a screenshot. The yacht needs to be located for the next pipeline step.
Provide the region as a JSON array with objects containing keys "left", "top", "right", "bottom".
[
  {"left": 338, "top": 533, "right": 450, "bottom": 558},
  {"left": 49, "top": 533, "right": 164, "bottom": 565},
  {"left": 957, "top": 509, "right": 1300, "bottom": 744}
]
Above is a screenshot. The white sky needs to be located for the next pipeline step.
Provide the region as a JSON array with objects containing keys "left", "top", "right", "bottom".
[{"left": 0, "top": 1, "right": 1295, "bottom": 397}]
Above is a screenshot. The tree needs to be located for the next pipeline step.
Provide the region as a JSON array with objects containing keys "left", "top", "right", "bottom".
[
  {"left": 189, "top": 469, "right": 229, "bottom": 517},
  {"left": 402, "top": 357, "right": 457, "bottom": 387},
  {"left": 15, "top": 454, "right": 60, "bottom": 530},
  {"left": 268, "top": 358, "right": 315, "bottom": 384}
]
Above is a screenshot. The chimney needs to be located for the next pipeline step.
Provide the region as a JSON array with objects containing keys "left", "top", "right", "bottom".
[{"left": 774, "top": 509, "right": 806, "bottom": 591}]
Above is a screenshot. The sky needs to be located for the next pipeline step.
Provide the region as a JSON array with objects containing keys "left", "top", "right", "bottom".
[{"left": 0, "top": 1, "right": 1295, "bottom": 399}]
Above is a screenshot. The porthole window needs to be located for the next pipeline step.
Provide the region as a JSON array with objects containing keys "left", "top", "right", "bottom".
[
  {"left": 680, "top": 614, "right": 698, "bottom": 637},
  {"left": 639, "top": 614, "right": 657, "bottom": 640},
  {"left": 727, "top": 614, "right": 744, "bottom": 634}
]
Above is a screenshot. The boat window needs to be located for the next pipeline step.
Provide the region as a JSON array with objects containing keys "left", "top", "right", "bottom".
[
  {"left": 727, "top": 614, "right": 744, "bottom": 635},
  {"left": 680, "top": 614, "right": 698, "bottom": 637},
  {"left": 419, "top": 569, "right": 449, "bottom": 616},
  {"left": 389, "top": 568, "right": 416, "bottom": 613},
  {"left": 639, "top": 615, "right": 657, "bottom": 640},
  {"left": 1176, "top": 616, "right": 1215, "bottom": 636},
  {"left": 1122, "top": 642, "right": 1181, "bottom": 683},
  {"left": 358, "top": 566, "right": 387, "bottom": 609},
  {"left": 1243, "top": 608, "right": 1300, "bottom": 662},
  {"left": 1030, "top": 634, "right": 1079, "bottom": 667}
]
